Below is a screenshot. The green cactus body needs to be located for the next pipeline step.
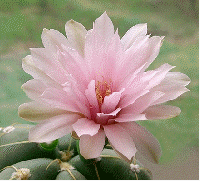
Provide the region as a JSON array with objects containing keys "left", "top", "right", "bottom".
[
  {"left": 58, "top": 134, "right": 78, "bottom": 154},
  {"left": 56, "top": 170, "right": 86, "bottom": 180},
  {"left": 56, "top": 134, "right": 78, "bottom": 162},
  {"left": 69, "top": 149, "right": 152, "bottom": 180},
  {"left": 0, "top": 158, "right": 60, "bottom": 180},
  {"left": 0, "top": 124, "right": 57, "bottom": 170}
]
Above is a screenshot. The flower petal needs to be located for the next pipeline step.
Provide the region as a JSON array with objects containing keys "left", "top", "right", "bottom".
[
  {"left": 65, "top": 19, "right": 87, "bottom": 57},
  {"left": 160, "top": 72, "right": 191, "bottom": 86},
  {"left": 151, "top": 86, "right": 189, "bottom": 105},
  {"left": 101, "top": 89, "right": 124, "bottom": 114},
  {"left": 96, "top": 108, "right": 121, "bottom": 125},
  {"left": 103, "top": 124, "right": 137, "bottom": 161},
  {"left": 120, "top": 122, "right": 162, "bottom": 163},
  {"left": 18, "top": 101, "right": 68, "bottom": 122},
  {"left": 85, "top": 80, "right": 100, "bottom": 117},
  {"left": 96, "top": 107, "right": 121, "bottom": 124},
  {"left": 141, "top": 36, "right": 164, "bottom": 71},
  {"left": 150, "top": 72, "right": 190, "bottom": 104},
  {"left": 119, "top": 36, "right": 164, "bottom": 80},
  {"left": 144, "top": 105, "right": 181, "bottom": 120},
  {"left": 93, "top": 12, "right": 114, "bottom": 45},
  {"left": 121, "top": 23, "right": 147, "bottom": 50},
  {"left": 22, "top": 55, "right": 62, "bottom": 89},
  {"left": 79, "top": 129, "right": 105, "bottom": 159},
  {"left": 41, "top": 28, "right": 69, "bottom": 51},
  {"left": 72, "top": 118, "right": 100, "bottom": 137},
  {"left": 121, "top": 91, "right": 165, "bottom": 115},
  {"left": 30, "top": 48, "right": 69, "bottom": 85},
  {"left": 115, "top": 114, "right": 147, "bottom": 122},
  {"left": 21, "top": 79, "right": 46, "bottom": 100},
  {"left": 40, "top": 88, "right": 81, "bottom": 113},
  {"left": 29, "top": 114, "right": 81, "bottom": 142},
  {"left": 146, "top": 63, "right": 175, "bottom": 90},
  {"left": 58, "top": 48, "right": 89, "bottom": 88}
]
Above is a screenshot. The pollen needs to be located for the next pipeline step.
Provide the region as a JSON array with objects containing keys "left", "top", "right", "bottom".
[{"left": 95, "top": 80, "right": 112, "bottom": 106}]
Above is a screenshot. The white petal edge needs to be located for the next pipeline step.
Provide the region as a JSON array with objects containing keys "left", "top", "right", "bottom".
[
  {"left": 115, "top": 114, "right": 147, "bottom": 122},
  {"left": 41, "top": 28, "right": 69, "bottom": 51},
  {"left": 143, "top": 105, "right": 181, "bottom": 120},
  {"left": 18, "top": 101, "right": 69, "bottom": 122},
  {"left": 65, "top": 20, "right": 87, "bottom": 57},
  {"left": 121, "top": 23, "right": 147, "bottom": 50}
]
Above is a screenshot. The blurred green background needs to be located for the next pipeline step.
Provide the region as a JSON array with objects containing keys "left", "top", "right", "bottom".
[{"left": 0, "top": 0, "right": 198, "bottom": 179}]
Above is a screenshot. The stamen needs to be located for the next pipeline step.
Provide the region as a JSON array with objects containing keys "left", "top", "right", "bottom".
[{"left": 95, "top": 80, "right": 112, "bottom": 106}]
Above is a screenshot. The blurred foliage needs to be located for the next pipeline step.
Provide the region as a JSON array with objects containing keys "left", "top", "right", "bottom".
[{"left": 0, "top": 0, "right": 198, "bottom": 164}]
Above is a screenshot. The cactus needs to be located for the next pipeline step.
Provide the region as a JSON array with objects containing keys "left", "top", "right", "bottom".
[{"left": 0, "top": 123, "right": 152, "bottom": 180}]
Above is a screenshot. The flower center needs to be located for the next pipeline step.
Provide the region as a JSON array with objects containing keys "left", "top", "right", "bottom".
[{"left": 95, "top": 80, "right": 112, "bottom": 106}]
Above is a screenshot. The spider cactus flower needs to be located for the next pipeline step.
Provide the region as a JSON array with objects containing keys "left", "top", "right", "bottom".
[{"left": 18, "top": 12, "right": 190, "bottom": 163}]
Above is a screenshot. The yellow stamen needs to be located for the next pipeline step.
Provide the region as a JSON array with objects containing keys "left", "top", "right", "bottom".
[{"left": 95, "top": 80, "right": 112, "bottom": 106}]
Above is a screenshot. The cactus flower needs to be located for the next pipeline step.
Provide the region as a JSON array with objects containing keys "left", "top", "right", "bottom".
[{"left": 18, "top": 12, "right": 190, "bottom": 163}]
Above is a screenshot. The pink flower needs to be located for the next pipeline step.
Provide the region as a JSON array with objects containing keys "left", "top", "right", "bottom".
[{"left": 18, "top": 12, "right": 190, "bottom": 163}]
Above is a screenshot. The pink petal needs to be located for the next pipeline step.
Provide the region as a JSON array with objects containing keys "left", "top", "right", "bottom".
[
  {"left": 58, "top": 48, "right": 89, "bottom": 88},
  {"left": 121, "top": 91, "right": 165, "bottom": 115},
  {"left": 79, "top": 129, "right": 105, "bottom": 159},
  {"left": 119, "top": 69, "right": 158, "bottom": 107},
  {"left": 29, "top": 114, "right": 81, "bottom": 142},
  {"left": 116, "top": 35, "right": 150, "bottom": 81},
  {"left": 18, "top": 101, "right": 67, "bottom": 122},
  {"left": 146, "top": 63, "right": 175, "bottom": 90},
  {"left": 65, "top": 20, "right": 87, "bottom": 57},
  {"left": 150, "top": 72, "right": 190, "bottom": 104},
  {"left": 119, "top": 72, "right": 153, "bottom": 108},
  {"left": 120, "top": 122, "right": 162, "bottom": 163},
  {"left": 85, "top": 80, "right": 100, "bottom": 118},
  {"left": 119, "top": 90, "right": 149, "bottom": 109},
  {"left": 103, "top": 124, "right": 137, "bottom": 161},
  {"left": 22, "top": 55, "right": 62, "bottom": 89},
  {"left": 40, "top": 88, "right": 80, "bottom": 113},
  {"left": 72, "top": 118, "right": 100, "bottom": 137},
  {"left": 96, "top": 108, "right": 121, "bottom": 125},
  {"left": 84, "top": 12, "right": 118, "bottom": 80},
  {"left": 104, "top": 31, "right": 124, "bottom": 82},
  {"left": 85, "top": 29, "right": 122, "bottom": 82},
  {"left": 118, "top": 36, "right": 164, "bottom": 81},
  {"left": 30, "top": 48, "right": 69, "bottom": 85},
  {"left": 121, "top": 23, "right": 147, "bottom": 50},
  {"left": 21, "top": 79, "right": 46, "bottom": 100},
  {"left": 119, "top": 68, "right": 156, "bottom": 93},
  {"left": 141, "top": 36, "right": 165, "bottom": 71},
  {"left": 93, "top": 12, "right": 114, "bottom": 45},
  {"left": 101, "top": 89, "right": 124, "bottom": 114},
  {"left": 144, "top": 105, "right": 181, "bottom": 120},
  {"left": 40, "top": 86, "right": 90, "bottom": 119},
  {"left": 65, "top": 78, "right": 91, "bottom": 119}
]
